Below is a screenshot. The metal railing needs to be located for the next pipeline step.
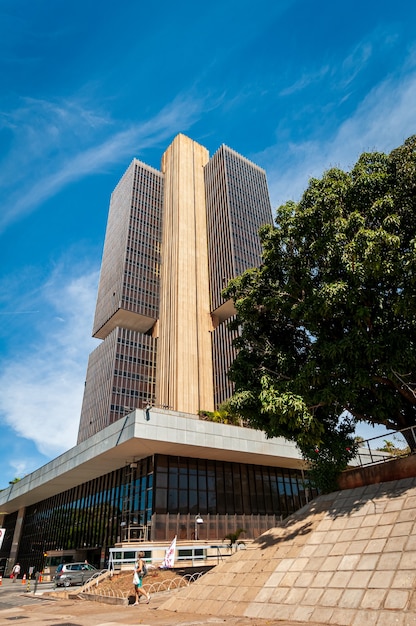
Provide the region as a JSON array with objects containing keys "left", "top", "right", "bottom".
[{"left": 353, "top": 425, "right": 416, "bottom": 468}]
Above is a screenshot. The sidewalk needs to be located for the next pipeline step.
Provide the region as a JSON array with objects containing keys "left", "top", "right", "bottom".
[
  {"left": 0, "top": 586, "right": 317, "bottom": 626},
  {"left": 0, "top": 576, "right": 317, "bottom": 625}
]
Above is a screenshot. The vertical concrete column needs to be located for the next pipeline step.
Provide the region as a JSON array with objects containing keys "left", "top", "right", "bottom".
[
  {"left": 8, "top": 506, "right": 25, "bottom": 566},
  {"left": 157, "top": 134, "right": 214, "bottom": 414}
]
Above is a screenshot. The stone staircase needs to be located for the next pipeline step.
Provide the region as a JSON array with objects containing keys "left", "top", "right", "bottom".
[{"left": 160, "top": 477, "right": 416, "bottom": 625}]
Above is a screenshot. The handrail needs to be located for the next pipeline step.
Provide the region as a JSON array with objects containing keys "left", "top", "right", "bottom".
[{"left": 352, "top": 425, "right": 416, "bottom": 469}]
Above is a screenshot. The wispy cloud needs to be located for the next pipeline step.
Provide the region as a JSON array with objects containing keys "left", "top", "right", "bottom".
[
  {"left": 0, "top": 262, "right": 99, "bottom": 459},
  {"left": 0, "top": 93, "right": 204, "bottom": 233},
  {"left": 263, "top": 66, "right": 416, "bottom": 208},
  {"left": 279, "top": 66, "right": 330, "bottom": 96}
]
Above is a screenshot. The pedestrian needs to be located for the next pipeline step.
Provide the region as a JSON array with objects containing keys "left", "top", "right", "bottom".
[
  {"left": 11, "top": 563, "right": 20, "bottom": 582},
  {"left": 132, "top": 551, "right": 150, "bottom": 605}
]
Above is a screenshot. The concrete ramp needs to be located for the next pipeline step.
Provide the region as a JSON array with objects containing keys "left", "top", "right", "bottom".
[{"left": 160, "top": 477, "right": 416, "bottom": 625}]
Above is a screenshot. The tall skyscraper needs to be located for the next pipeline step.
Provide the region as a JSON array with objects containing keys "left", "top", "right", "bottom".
[{"left": 78, "top": 134, "right": 272, "bottom": 443}]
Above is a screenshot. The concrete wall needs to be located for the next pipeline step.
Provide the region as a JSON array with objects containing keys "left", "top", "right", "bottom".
[{"left": 338, "top": 453, "right": 416, "bottom": 490}]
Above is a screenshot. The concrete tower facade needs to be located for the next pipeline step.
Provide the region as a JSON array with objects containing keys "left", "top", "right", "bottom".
[
  {"left": 156, "top": 135, "right": 214, "bottom": 414},
  {"left": 78, "top": 135, "right": 272, "bottom": 443}
]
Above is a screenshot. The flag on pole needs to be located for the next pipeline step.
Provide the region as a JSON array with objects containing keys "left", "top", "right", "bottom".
[{"left": 161, "top": 535, "right": 176, "bottom": 569}]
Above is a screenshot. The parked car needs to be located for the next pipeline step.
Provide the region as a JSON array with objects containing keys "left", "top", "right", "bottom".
[{"left": 53, "top": 562, "right": 97, "bottom": 587}]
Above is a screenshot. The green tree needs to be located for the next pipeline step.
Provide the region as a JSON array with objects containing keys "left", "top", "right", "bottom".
[
  {"left": 377, "top": 439, "right": 410, "bottom": 457},
  {"left": 223, "top": 136, "right": 416, "bottom": 478},
  {"left": 224, "top": 528, "right": 246, "bottom": 551}
]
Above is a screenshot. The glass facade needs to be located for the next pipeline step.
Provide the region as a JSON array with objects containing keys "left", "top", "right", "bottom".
[{"left": 1, "top": 454, "right": 316, "bottom": 575}]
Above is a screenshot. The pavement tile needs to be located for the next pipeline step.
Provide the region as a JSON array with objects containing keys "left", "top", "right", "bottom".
[
  {"left": 263, "top": 571, "right": 285, "bottom": 587},
  {"left": 384, "top": 499, "right": 404, "bottom": 512},
  {"left": 275, "top": 558, "right": 295, "bottom": 571},
  {"left": 318, "top": 519, "right": 336, "bottom": 531},
  {"left": 320, "top": 588, "right": 343, "bottom": 607},
  {"left": 383, "top": 589, "right": 410, "bottom": 610},
  {"left": 242, "top": 602, "right": 262, "bottom": 618},
  {"left": 361, "top": 588, "right": 387, "bottom": 609},
  {"left": 216, "top": 585, "right": 235, "bottom": 601},
  {"left": 376, "top": 610, "right": 406, "bottom": 625},
  {"left": 254, "top": 586, "right": 274, "bottom": 602},
  {"left": 338, "top": 528, "right": 361, "bottom": 542},
  {"left": 354, "top": 526, "right": 374, "bottom": 540},
  {"left": 405, "top": 535, "right": 416, "bottom": 551},
  {"left": 396, "top": 508, "right": 416, "bottom": 523},
  {"left": 231, "top": 585, "right": 254, "bottom": 602},
  {"left": 330, "top": 607, "right": 357, "bottom": 625},
  {"left": 298, "top": 543, "right": 318, "bottom": 557},
  {"left": 391, "top": 521, "right": 414, "bottom": 536},
  {"left": 345, "top": 539, "right": 368, "bottom": 554},
  {"left": 324, "top": 530, "right": 343, "bottom": 543},
  {"left": 310, "top": 543, "right": 333, "bottom": 557},
  {"left": 288, "top": 557, "right": 309, "bottom": 571},
  {"left": 327, "top": 570, "right": 353, "bottom": 588},
  {"left": 384, "top": 535, "right": 408, "bottom": 552},
  {"left": 403, "top": 495, "right": 416, "bottom": 509},
  {"left": 377, "top": 551, "right": 401, "bottom": 570},
  {"left": 363, "top": 538, "right": 388, "bottom": 553},
  {"left": 400, "top": 551, "right": 416, "bottom": 569},
  {"left": 221, "top": 600, "right": 242, "bottom": 616},
  {"left": 347, "top": 570, "right": 373, "bottom": 588},
  {"left": 292, "top": 604, "right": 315, "bottom": 621},
  {"left": 371, "top": 524, "right": 392, "bottom": 539},
  {"left": 361, "top": 513, "right": 382, "bottom": 527},
  {"left": 302, "top": 586, "right": 324, "bottom": 605},
  {"left": 310, "top": 605, "right": 334, "bottom": 622},
  {"left": 351, "top": 609, "right": 379, "bottom": 625},
  {"left": 279, "top": 571, "right": 300, "bottom": 587},
  {"left": 342, "top": 515, "right": 363, "bottom": 529},
  {"left": 338, "top": 588, "right": 365, "bottom": 609},
  {"left": 328, "top": 541, "right": 350, "bottom": 556},
  {"left": 338, "top": 554, "right": 361, "bottom": 570},
  {"left": 309, "top": 571, "right": 333, "bottom": 587},
  {"left": 256, "top": 602, "right": 283, "bottom": 619},
  {"left": 320, "top": 555, "right": 343, "bottom": 571},
  {"left": 267, "top": 586, "right": 290, "bottom": 603},
  {"left": 307, "top": 531, "right": 328, "bottom": 545},
  {"left": 378, "top": 511, "right": 400, "bottom": 525},
  {"left": 391, "top": 570, "right": 416, "bottom": 589},
  {"left": 368, "top": 570, "right": 395, "bottom": 589},
  {"left": 294, "top": 571, "right": 315, "bottom": 587},
  {"left": 283, "top": 586, "right": 307, "bottom": 605}
]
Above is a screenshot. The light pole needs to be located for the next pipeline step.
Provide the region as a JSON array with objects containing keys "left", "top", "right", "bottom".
[{"left": 194, "top": 514, "right": 203, "bottom": 540}]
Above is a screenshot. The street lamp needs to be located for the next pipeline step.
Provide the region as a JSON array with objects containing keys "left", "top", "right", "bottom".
[{"left": 194, "top": 514, "right": 203, "bottom": 540}]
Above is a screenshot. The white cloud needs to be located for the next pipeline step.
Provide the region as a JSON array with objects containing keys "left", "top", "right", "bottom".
[
  {"left": 264, "top": 68, "right": 416, "bottom": 208},
  {"left": 0, "top": 264, "right": 99, "bottom": 457},
  {"left": 0, "top": 93, "right": 204, "bottom": 233},
  {"left": 279, "top": 66, "right": 330, "bottom": 96}
]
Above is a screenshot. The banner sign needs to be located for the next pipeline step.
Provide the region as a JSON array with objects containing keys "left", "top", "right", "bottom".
[
  {"left": 0, "top": 528, "right": 5, "bottom": 551},
  {"left": 161, "top": 535, "right": 176, "bottom": 569}
]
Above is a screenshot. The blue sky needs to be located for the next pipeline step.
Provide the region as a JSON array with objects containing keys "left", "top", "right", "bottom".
[{"left": 1, "top": 0, "right": 415, "bottom": 488}]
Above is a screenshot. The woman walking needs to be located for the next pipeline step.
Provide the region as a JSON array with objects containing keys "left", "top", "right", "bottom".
[{"left": 133, "top": 552, "right": 150, "bottom": 605}]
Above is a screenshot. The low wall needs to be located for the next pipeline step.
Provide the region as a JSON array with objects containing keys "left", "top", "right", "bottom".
[
  {"left": 338, "top": 453, "right": 416, "bottom": 490},
  {"left": 79, "top": 592, "right": 128, "bottom": 606}
]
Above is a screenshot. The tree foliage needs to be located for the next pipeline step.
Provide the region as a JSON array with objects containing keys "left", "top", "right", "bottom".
[{"left": 223, "top": 136, "right": 416, "bottom": 466}]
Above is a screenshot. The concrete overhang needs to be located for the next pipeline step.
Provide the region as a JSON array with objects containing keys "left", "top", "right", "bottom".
[
  {"left": 211, "top": 300, "right": 237, "bottom": 325},
  {"left": 93, "top": 308, "right": 156, "bottom": 339},
  {"left": 0, "top": 409, "right": 305, "bottom": 515}
]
